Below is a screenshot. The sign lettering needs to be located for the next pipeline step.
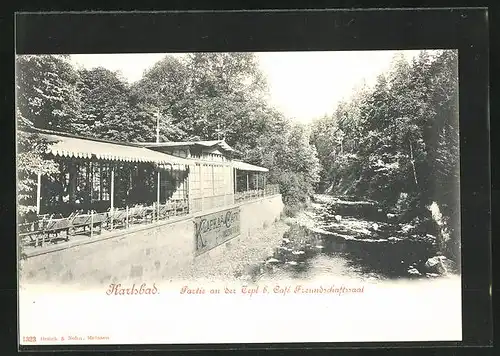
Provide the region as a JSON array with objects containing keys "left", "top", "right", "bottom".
[{"left": 194, "top": 207, "right": 240, "bottom": 254}]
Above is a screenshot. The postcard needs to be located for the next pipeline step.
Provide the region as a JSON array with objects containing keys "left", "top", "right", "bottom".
[{"left": 16, "top": 12, "right": 465, "bottom": 346}]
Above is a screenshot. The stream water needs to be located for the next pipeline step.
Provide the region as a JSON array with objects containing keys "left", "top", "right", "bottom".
[{"left": 243, "top": 194, "right": 458, "bottom": 283}]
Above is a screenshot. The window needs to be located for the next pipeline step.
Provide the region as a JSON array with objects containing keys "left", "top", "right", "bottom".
[
  {"left": 190, "top": 163, "right": 201, "bottom": 198},
  {"left": 203, "top": 164, "right": 213, "bottom": 197},
  {"left": 101, "top": 163, "right": 110, "bottom": 201},
  {"left": 92, "top": 162, "right": 101, "bottom": 201},
  {"left": 215, "top": 165, "right": 224, "bottom": 196}
]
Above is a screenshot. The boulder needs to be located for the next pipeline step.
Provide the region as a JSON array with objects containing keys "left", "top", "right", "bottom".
[
  {"left": 387, "top": 236, "right": 402, "bottom": 242},
  {"left": 425, "top": 273, "right": 440, "bottom": 278},
  {"left": 400, "top": 223, "right": 415, "bottom": 233},
  {"left": 334, "top": 215, "right": 342, "bottom": 222},
  {"left": 424, "top": 256, "right": 447, "bottom": 275},
  {"left": 439, "top": 256, "right": 459, "bottom": 274},
  {"left": 265, "top": 258, "right": 281, "bottom": 264}
]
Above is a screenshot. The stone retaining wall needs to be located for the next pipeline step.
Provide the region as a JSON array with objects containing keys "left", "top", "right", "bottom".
[{"left": 19, "top": 195, "right": 284, "bottom": 286}]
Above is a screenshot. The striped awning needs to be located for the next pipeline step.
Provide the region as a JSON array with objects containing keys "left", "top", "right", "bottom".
[
  {"left": 232, "top": 160, "right": 269, "bottom": 172},
  {"left": 40, "top": 133, "right": 190, "bottom": 165}
]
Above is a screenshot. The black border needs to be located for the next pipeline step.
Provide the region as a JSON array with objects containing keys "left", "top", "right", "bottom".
[{"left": 10, "top": 8, "right": 491, "bottom": 352}]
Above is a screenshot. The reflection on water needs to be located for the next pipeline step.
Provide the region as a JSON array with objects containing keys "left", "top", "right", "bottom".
[{"left": 242, "top": 195, "right": 452, "bottom": 283}]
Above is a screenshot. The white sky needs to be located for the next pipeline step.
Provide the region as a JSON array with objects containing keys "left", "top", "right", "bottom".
[{"left": 71, "top": 50, "right": 423, "bottom": 124}]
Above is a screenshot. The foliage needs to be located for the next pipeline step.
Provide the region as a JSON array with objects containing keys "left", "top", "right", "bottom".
[
  {"left": 119, "top": 52, "right": 319, "bottom": 207},
  {"left": 16, "top": 110, "right": 59, "bottom": 217},
  {"left": 253, "top": 112, "right": 321, "bottom": 206},
  {"left": 130, "top": 55, "right": 191, "bottom": 141},
  {"left": 16, "top": 53, "right": 321, "bottom": 215},
  {"left": 310, "top": 50, "right": 460, "bottom": 259},
  {"left": 16, "top": 112, "right": 59, "bottom": 259},
  {"left": 78, "top": 67, "right": 155, "bottom": 142},
  {"left": 16, "top": 55, "right": 82, "bottom": 131},
  {"left": 16, "top": 50, "right": 461, "bottom": 262}
]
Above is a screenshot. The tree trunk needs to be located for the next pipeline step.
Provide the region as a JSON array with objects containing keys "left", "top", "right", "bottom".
[{"left": 409, "top": 140, "right": 418, "bottom": 186}]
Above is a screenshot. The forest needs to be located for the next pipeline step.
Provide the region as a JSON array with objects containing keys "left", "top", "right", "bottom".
[
  {"left": 16, "top": 53, "right": 321, "bottom": 216},
  {"left": 310, "top": 50, "right": 459, "bottom": 260},
  {"left": 16, "top": 50, "right": 459, "bottom": 261}
]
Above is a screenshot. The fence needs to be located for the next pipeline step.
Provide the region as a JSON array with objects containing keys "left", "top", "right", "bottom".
[
  {"left": 18, "top": 198, "right": 189, "bottom": 249},
  {"left": 190, "top": 194, "right": 235, "bottom": 213},
  {"left": 18, "top": 184, "right": 280, "bottom": 249},
  {"left": 235, "top": 184, "right": 280, "bottom": 203}
]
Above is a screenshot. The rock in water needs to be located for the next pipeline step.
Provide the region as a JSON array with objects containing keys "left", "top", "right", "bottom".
[
  {"left": 408, "top": 267, "right": 421, "bottom": 276},
  {"left": 424, "top": 256, "right": 448, "bottom": 275},
  {"left": 266, "top": 258, "right": 281, "bottom": 264},
  {"left": 439, "top": 256, "right": 458, "bottom": 274},
  {"left": 387, "top": 236, "right": 402, "bottom": 242},
  {"left": 371, "top": 223, "right": 379, "bottom": 231},
  {"left": 334, "top": 215, "right": 342, "bottom": 222}
]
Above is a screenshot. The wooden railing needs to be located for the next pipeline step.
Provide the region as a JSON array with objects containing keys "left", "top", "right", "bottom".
[
  {"left": 19, "top": 185, "right": 281, "bottom": 249},
  {"left": 18, "top": 198, "right": 189, "bottom": 248},
  {"left": 235, "top": 184, "right": 280, "bottom": 203},
  {"left": 189, "top": 194, "right": 235, "bottom": 213}
]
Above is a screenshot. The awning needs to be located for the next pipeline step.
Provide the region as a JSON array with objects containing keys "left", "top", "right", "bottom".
[
  {"left": 40, "top": 133, "right": 190, "bottom": 166},
  {"left": 135, "top": 140, "right": 237, "bottom": 152},
  {"left": 232, "top": 161, "right": 269, "bottom": 172}
]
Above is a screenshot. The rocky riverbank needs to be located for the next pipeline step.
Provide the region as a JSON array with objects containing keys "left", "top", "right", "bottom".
[
  {"left": 283, "top": 195, "right": 459, "bottom": 279},
  {"left": 19, "top": 218, "right": 292, "bottom": 287},
  {"left": 174, "top": 220, "right": 291, "bottom": 282},
  {"left": 19, "top": 195, "right": 458, "bottom": 288}
]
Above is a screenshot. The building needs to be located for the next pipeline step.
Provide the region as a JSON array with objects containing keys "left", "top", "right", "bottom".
[
  {"left": 134, "top": 140, "right": 270, "bottom": 212},
  {"left": 18, "top": 128, "right": 280, "bottom": 250}
]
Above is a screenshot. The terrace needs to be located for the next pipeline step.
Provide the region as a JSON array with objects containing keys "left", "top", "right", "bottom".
[{"left": 18, "top": 129, "right": 280, "bottom": 250}]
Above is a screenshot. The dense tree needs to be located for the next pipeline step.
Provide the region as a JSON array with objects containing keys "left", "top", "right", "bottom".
[
  {"left": 17, "top": 112, "right": 59, "bottom": 216},
  {"left": 78, "top": 67, "right": 155, "bottom": 142},
  {"left": 16, "top": 55, "right": 82, "bottom": 131},
  {"left": 184, "top": 52, "right": 269, "bottom": 149},
  {"left": 253, "top": 111, "right": 321, "bottom": 210},
  {"left": 17, "top": 52, "right": 322, "bottom": 213},
  {"left": 15, "top": 56, "right": 75, "bottom": 220},
  {"left": 130, "top": 55, "right": 191, "bottom": 141}
]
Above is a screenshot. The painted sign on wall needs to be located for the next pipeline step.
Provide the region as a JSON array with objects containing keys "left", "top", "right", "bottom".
[{"left": 194, "top": 207, "right": 240, "bottom": 254}]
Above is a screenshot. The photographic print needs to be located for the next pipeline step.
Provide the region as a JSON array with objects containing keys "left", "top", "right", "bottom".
[{"left": 17, "top": 49, "right": 462, "bottom": 345}]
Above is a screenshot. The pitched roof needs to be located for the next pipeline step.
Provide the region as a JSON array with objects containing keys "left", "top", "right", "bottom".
[
  {"left": 232, "top": 160, "right": 269, "bottom": 172},
  {"left": 36, "top": 132, "right": 190, "bottom": 165},
  {"left": 20, "top": 128, "right": 268, "bottom": 171},
  {"left": 135, "top": 140, "right": 237, "bottom": 152}
]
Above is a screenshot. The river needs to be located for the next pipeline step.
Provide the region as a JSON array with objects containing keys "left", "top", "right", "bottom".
[{"left": 242, "top": 194, "right": 459, "bottom": 283}]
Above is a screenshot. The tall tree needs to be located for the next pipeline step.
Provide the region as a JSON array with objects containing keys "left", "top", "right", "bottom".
[
  {"left": 78, "top": 67, "right": 154, "bottom": 142},
  {"left": 254, "top": 112, "right": 321, "bottom": 207},
  {"left": 130, "top": 55, "right": 191, "bottom": 141},
  {"left": 185, "top": 52, "right": 269, "bottom": 148},
  {"left": 16, "top": 55, "right": 82, "bottom": 131}
]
